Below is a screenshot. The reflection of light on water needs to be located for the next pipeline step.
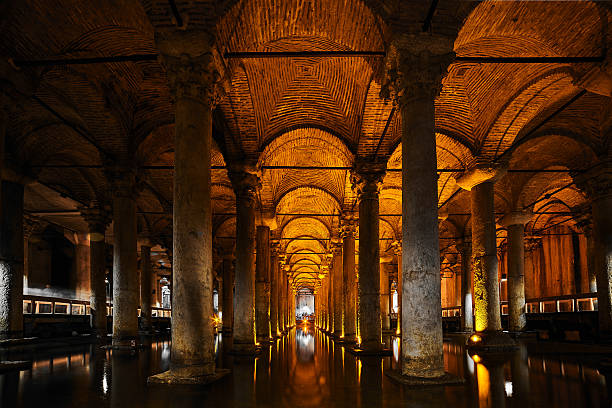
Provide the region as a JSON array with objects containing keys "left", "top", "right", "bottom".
[
  {"left": 392, "top": 337, "right": 399, "bottom": 363},
  {"left": 476, "top": 363, "right": 490, "bottom": 407},
  {"left": 504, "top": 381, "right": 513, "bottom": 397},
  {"left": 466, "top": 351, "right": 474, "bottom": 375},
  {"left": 161, "top": 343, "right": 171, "bottom": 362},
  {"left": 102, "top": 370, "right": 108, "bottom": 394},
  {"left": 357, "top": 359, "right": 362, "bottom": 385}
]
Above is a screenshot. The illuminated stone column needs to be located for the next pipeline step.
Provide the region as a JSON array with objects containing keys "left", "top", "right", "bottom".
[
  {"left": 0, "top": 181, "right": 24, "bottom": 339},
  {"left": 380, "top": 257, "right": 391, "bottom": 331},
  {"left": 221, "top": 252, "right": 234, "bottom": 334},
  {"left": 150, "top": 31, "right": 227, "bottom": 383},
  {"left": 574, "top": 165, "right": 612, "bottom": 334},
  {"left": 340, "top": 216, "right": 357, "bottom": 343},
  {"left": 229, "top": 168, "right": 260, "bottom": 353},
  {"left": 391, "top": 241, "right": 402, "bottom": 335},
  {"left": 108, "top": 167, "right": 139, "bottom": 349},
  {"left": 255, "top": 226, "right": 271, "bottom": 342},
  {"left": 456, "top": 166, "right": 514, "bottom": 349},
  {"left": 456, "top": 240, "right": 473, "bottom": 332},
  {"left": 270, "top": 241, "right": 279, "bottom": 337},
  {"left": 139, "top": 240, "right": 153, "bottom": 334},
  {"left": 82, "top": 205, "right": 110, "bottom": 338},
  {"left": 499, "top": 212, "right": 531, "bottom": 332},
  {"left": 384, "top": 37, "right": 454, "bottom": 378},
  {"left": 327, "top": 257, "right": 334, "bottom": 333},
  {"left": 331, "top": 242, "right": 343, "bottom": 337},
  {"left": 352, "top": 163, "right": 385, "bottom": 351}
]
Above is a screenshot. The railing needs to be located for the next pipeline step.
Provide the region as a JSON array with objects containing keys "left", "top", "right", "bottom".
[
  {"left": 23, "top": 295, "right": 171, "bottom": 318},
  {"left": 441, "top": 293, "right": 598, "bottom": 317}
]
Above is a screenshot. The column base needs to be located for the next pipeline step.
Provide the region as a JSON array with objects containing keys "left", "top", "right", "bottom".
[
  {"left": 466, "top": 331, "right": 517, "bottom": 352},
  {"left": 110, "top": 337, "right": 139, "bottom": 352},
  {"left": 385, "top": 370, "right": 465, "bottom": 386},
  {"left": 349, "top": 346, "right": 392, "bottom": 356},
  {"left": 228, "top": 343, "right": 261, "bottom": 356},
  {"left": 342, "top": 335, "right": 357, "bottom": 345},
  {"left": 148, "top": 367, "right": 230, "bottom": 385},
  {"left": 0, "top": 360, "right": 32, "bottom": 373}
]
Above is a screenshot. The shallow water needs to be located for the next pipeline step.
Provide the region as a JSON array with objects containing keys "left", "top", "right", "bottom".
[{"left": 1, "top": 327, "right": 610, "bottom": 407}]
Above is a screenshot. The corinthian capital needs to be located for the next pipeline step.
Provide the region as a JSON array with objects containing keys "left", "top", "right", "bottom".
[
  {"left": 572, "top": 161, "right": 612, "bottom": 202},
  {"left": 156, "top": 30, "right": 226, "bottom": 107},
  {"left": 350, "top": 161, "right": 386, "bottom": 200},
  {"left": 381, "top": 34, "right": 455, "bottom": 106},
  {"left": 228, "top": 165, "right": 261, "bottom": 202}
]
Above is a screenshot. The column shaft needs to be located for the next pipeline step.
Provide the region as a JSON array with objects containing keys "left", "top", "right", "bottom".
[
  {"left": 140, "top": 245, "right": 153, "bottom": 333},
  {"left": 592, "top": 194, "right": 612, "bottom": 332},
  {"left": 459, "top": 242, "right": 473, "bottom": 332},
  {"left": 89, "top": 224, "right": 107, "bottom": 337},
  {"left": 401, "top": 94, "right": 444, "bottom": 377},
  {"left": 471, "top": 181, "right": 502, "bottom": 333},
  {"left": 332, "top": 246, "right": 343, "bottom": 337},
  {"left": 231, "top": 172, "right": 259, "bottom": 352},
  {"left": 507, "top": 224, "right": 527, "bottom": 331},
  {"left": 328, "top": 267, "right": 334, "bottom": 333},
  {"left": 111, "top": 189, "right": 138, "bottom": 348},
  {"left": 356, "top": 178, "right": 383, "bottom": 351},
  {"left": 0, "top": 181, "right": 24, "bottom": 338},
  {"left": 342, "top": 223, "right": 357, "bottom": 342},
  {"left": 255, "top": 226, "right": 271, "bottom": 342},
  {"left": 380, "top": 262, "right": 390, "bottom": 331},
  {"left": 221, "top": 257, "right": 234, "bottom": 333},
  {"left": 270, "top": 248, "right": 279, "bottom": 336},
  {"left": 170, "top": 91, "right": 215, "bottom": 373}
]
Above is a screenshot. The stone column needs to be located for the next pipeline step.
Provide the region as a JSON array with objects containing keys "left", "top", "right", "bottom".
[
  {"left": 499, "top": 212, "right": 531, "bottom": 332},
  {"left": 139, "top": 240, "right": 153, "bottom": 334},
  {"left": 456, "top": 166, "right": 513, "bottom": 348},
  {"left": 352, "top": 163, "right": 385, "bottom": 351},
  {"left": 456, "top": 240, "right": 473, "bottom": 332},
  {"left": 255, "top": 226, "right": 271, "bottom": 342},
  {"left": 385, "top": 37, "right": 454, "bottom": 378},
  {"left": 221, "top": 252, "right": 234, "bottom": 334},
  {"left": 331, "top": 242, "right": 343, "bottom": 338},
  {"left": 82, "top": 205, "right": 110, "bottom": 338},
  {"left": 270, "top": 241, "right": 279, "bottom": 337},
  {"left": 327, "top": 258, "right": 334, "bottom": 334},
  {"left": 22, "top": 215, "right": 39, "bottom": 290},
  {"left": 108, "top": 168, "right": 139, "bottom": 349},
  {"left": 392, "top": 240, "right": 402, "bottom": 335},
  {"left": 577, "top": 217, "right": 597, "bottom": 293},
  {"left": 380, "top": 258, "right": 391, "bottom": 331},
  {"left": 150, "top": 31, "right": 226, "bottom": 383},
  {"left": 0, "top": 180, "right": 24, "bottom": 339},
  {"left": 340, "top": 217, "right": 357, "bottom": 343},
  {"left": 229, "top": 168, "right": 260, "bottom": 353},
  {"left": 574, "top": 164, "right": 612, "bottom": 334}
]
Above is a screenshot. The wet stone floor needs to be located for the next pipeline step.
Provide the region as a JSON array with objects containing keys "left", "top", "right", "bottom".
[{"left": 1, "top": 326, "right": 611, "bottom": 407}]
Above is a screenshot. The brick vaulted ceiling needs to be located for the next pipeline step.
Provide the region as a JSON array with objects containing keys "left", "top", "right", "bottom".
[{"left": 1, "top": 0, "right": 612, "bottom": 289}]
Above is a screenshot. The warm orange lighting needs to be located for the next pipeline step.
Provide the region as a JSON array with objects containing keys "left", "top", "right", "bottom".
[
  {"left": 470, "top": 334, "right": 482, "bottom": 343},
  {"left": 472, "top": 354, "right": 481, "bottom": 363},
  {"left": 357, "top": 335, "right": 362, "bottom": 345}
]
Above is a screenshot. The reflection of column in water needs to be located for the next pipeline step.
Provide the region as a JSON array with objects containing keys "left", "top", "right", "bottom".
[
  {"left": 343, "top": 347, "right": 359, "bottom": 407},
  {"left": 0, "top": 371, "right": 19, "bottom": 407},
  {"left": 476, "top": 359, "right": 506, "bottom": 408},
  {"left": 232, "top": 357, "right": 256, "bottom": 407},
  {"left": 255, "top": 348, "right": 272, "bottom": 406},
  {"left": 89, "top": 344, "right": 106, "bottom": 393},
  {"left": 111, "top": 353, "right": 140, "bottom": 408},
  {"left": 510, "top": 344, "right": 530, "bottom": 404},
  {"left": 359, "top": 357, "right": 383, "bottom": 408}
]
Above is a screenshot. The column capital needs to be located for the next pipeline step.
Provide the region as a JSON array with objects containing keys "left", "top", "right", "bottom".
[
  {"left": 381, "top": 34, "right": 455, "bottom": 106},
  {"left": 575, "top": 212, "right": 593, "bottom": 236},
  {"left": 454, "top": 163, "right": 507, "bottom": 191},
  {"left": 350, "top": 161, "right": 386, "bottom": 200},
  {"left": 524, "top": 236, "right": 543, "bottom": 252},
  {"left": 156, "top": 30, "right": 227, "bottom": 108},
  {"left": 80, "top": 203, "right": 111, "bottom": 237},
  {"left": 572, "top": 161, "right": 612, "bottom": 202},
  {"left": 455, "top": 239, "right": 472, "bottom": 255},
  {"left": 340, "top": 216, "right": 357, "bottom": 238},
  {"left": 23, "top": 214, "right": 40, "bottom": 240},
  {"left": 330, "top": 240, "right": 343, "bottom": 255},
  {"left": 498, "top": 211, "right": 532, "bottom": 228},
  {"left": 228, "top": 165, "right": 261, "bottom": 201},
  {"left": 105, "top": 165, "right": 143, "bottom": 199},
  {"left": 390, "top": 239, "right": 402, "bottom": 255}
]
